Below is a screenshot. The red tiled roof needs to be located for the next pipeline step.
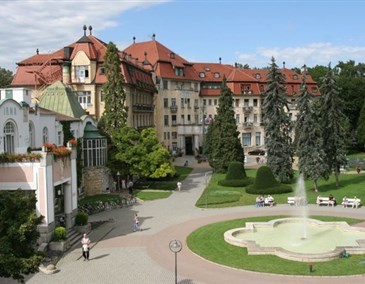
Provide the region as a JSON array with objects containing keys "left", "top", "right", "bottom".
[{"left": 124, "top": 40, "right": 200, "bottom": 81}]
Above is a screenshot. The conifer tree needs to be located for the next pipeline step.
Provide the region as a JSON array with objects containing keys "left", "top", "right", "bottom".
[
  {"left": 356, "top": 99, "right": 365, "bottom": 149},
  {"left": 319, "top": 64, "right": 348, "bottom": 187},
  {"left": 208, "top": 77, "right": 244, "bottom": 172},
  {"left": 295, "top": 66, "right": 328, "bottom": 191},
  {"left": 101, "top": 42, "right": 128, "bottom": 138},
  {"left": 263, "top": 57, "right": 293, "bottom": 183}
]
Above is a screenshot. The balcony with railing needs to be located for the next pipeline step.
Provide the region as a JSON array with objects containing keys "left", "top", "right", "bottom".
[
  {"left": 170, "top": 105, "right": 178, "bottom": 113},
  {"left": 242, "top": 106, "right": 253, "bottom": 112},
  {"left": 132, "top": 104, "right": 155, "bottom": 112},
  {"left": 242, "top": 121, "right": 253, "bottom": 128}
]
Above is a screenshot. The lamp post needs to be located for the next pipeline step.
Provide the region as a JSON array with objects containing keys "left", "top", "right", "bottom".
[
  {"left": 169, "top": 240, "right": 182, "bottom": 284},
  {"left": 117, "top": 171, "right": 121, "bottom": 191},
  {"left": 205, "top": 172, "right": 209, "bottom": 208}
]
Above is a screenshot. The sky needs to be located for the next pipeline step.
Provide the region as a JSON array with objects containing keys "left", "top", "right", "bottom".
[{"left": 1, "top": 0, "right": 365, "bottom": 72}]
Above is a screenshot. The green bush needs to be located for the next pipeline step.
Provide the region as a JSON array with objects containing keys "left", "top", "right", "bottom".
[
  {"left": 218, "top": 178, "right": 254, "bottom": 187},
  {"left": 225, "top": 162, "right": 247, "bottom": 180},
  {"left": 54, "top": 226, "right": 67, "bottom": 241},
  {"left": 246, "top": 184, "right": 292, "bottom": 194},
  {"left": 75, "top": 212, "right": 89, "bottom": 226},
  {"left": 245, "top": 166, "right": 293, "bottom": 194}
]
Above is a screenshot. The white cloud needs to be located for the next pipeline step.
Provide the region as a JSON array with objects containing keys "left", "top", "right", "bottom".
[
  {"left": 236, "top": 43, "right": 365, "bottom": 69},
  {"left": 0, "top": 0, "right": 169, "bottom": 71}
]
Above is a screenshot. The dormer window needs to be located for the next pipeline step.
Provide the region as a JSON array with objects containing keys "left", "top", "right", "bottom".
[
  {"left": 175, "top": 67, "right": 184, "bottom": 77},
  {"left": 74, "top": 65, "right": 89, "bottom": 83},
  {"left": 170, "top": 52, "right": 175, "bottom": 59},
  {"left": 199, "top": 72, "right": 206, "bottom": 78},
  {"left": 293, "top": 74, "right": 298, "bottom": 80},
  {"left": 204, "top": 67, "right": 210, "bottom": 72},
  {"left": 255, "top": 73, "right": 261, "bottom": 79},
  {"left": 213, "top": 72, "right": 220, "bottom": 78}
]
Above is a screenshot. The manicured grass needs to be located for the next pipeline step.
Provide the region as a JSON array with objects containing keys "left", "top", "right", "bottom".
[
  {"left": 187, "top": 216, "right": 365, "bottom": 276},
  {"left": 79, "top": 194, "right": 121, "bottom": 205},
  {"left": 196, "top": 168, "right": 365, "bottom": 208},
  {"left": 134, "top": 190, "right": 172, "bottom": 201}
]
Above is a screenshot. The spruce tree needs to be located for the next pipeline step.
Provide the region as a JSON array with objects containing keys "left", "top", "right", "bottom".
[
  {"left": 356, "top": 99, "right": 365, "bottom": 149},
  {"left": 295, "top": 66, "right": 328, "bottom": 191},
  {"left": 319, "top": 64, "right": 348, "bottom": 187},
  {"left": 101, "top": 42, "right": 128, "bottom": 138},
  {"left": 263, "top": 57, "right": 293, "bottom": 183},
  {"left": 209, "top": 77, "right": 244, "bottom": 172}
]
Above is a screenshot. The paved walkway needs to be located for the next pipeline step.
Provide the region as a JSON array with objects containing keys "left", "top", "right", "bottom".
[{"left": 4, "top": 156, "right": 365, "bottom": 283}]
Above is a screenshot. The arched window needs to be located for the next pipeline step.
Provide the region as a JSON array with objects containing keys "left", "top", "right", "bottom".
[
  {"left": 29, "top": 121, "right": 35, "bottom": 148},
  {"left": 42, "top": 127, "right": 49, "bottom": 144},
  {"left": 4, "top": 121, "right": 16, "bottom": 153}
]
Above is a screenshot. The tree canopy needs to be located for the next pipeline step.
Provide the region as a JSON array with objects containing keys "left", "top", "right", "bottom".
[
  {"left": 114, "top": 127, "right": 175, "bottom": 179},
  {"left": 263, "top": 57, "right": 293, "bottom": 183},
  {"left": 206, "top": 77, "right": 244, "bottom": 173},
  {"left": 295, "top": 67, "right": 328, "bottom": 191},
  {"left": 318, "top": 64, "right": 348, "bottom": 187},
  {"left": 0, "top": 190, "right": 43, "bottom": 283},
  {"left": 0, "top": 67, "right": 13, "bottom": 88},
  {"left": 101, "top": 42, "right": 128, "bottom": 138}
]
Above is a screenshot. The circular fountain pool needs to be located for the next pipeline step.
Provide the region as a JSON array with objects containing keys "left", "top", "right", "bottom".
[{"left": 224, "top": 217, "right": 365, "bottom": 262}]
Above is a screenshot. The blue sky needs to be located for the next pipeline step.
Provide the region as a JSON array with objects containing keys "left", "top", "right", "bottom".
[{"left": 1, "top": 0, "right": 365, "bottom": 72}]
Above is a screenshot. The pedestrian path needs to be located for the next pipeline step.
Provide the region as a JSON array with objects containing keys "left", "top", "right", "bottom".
[{"left": 3, "top": 156, "right": 365, "bottom": 283}]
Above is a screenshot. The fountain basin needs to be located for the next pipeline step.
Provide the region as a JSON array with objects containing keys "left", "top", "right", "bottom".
[{"left": 224, "top": 218, "right": 365, "bottom": 262}]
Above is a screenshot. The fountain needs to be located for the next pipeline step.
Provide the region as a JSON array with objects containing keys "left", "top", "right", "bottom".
[{"left": 224, "top": 174, "right": 365, "bottom": 262}]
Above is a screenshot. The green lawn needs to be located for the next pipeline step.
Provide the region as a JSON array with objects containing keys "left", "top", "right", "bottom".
[
  {"left": 134, "top": 190, "right": 172, "bottom": 201},
  {"left": 187, "top": 216, "right": 365, "bottom": 276},
  {"left": 196, "top": 168, "right": 365, "bottom": 208}
]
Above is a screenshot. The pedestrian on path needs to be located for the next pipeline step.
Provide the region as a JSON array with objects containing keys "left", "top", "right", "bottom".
[
  {"left": 177, "top": 181, "right": 182, "bottom": 191},
  {"left": 81, "top": 233, "right": 91, "bottom": 261},
  {"left": 133, "top": 213, "right": 141, "bottom": 231}
]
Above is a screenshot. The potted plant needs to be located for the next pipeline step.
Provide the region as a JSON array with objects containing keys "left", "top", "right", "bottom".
[
  {"left": 74, "top": 212, "right": 91, "bottom": 234},
  {"left": 49, "top": 226, "right": 70, "bottom": 252}
]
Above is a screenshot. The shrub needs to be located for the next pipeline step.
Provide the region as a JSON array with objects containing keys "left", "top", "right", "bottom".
[
  {"left": 75, "top": 212, "right": 89, "bottom": 226},
  {"left": 218, "top": 178, "right": 254, "bottom": 187},
  {"left": 54, "top": 226, "right": 67, "bottom": 241},
  {"left": 225, "top": 162, "right": 247, "bottom": 180},
  {"left": 245, "top": 166, "right": 293, "bottom": 194}
]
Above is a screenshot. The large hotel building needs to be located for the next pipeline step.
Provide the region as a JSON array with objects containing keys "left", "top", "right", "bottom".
[{"left": 11, "top": 26, "right": 319, "bottom": 155}]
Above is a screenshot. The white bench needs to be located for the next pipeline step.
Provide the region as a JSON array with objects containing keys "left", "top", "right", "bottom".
[
  {"left": 264, "top": 198, "right": 275, "bottom": 207},
  {"left": 342, "top": 198, "right": 361, "bottom": 208},
  {"left": 287, "top": 197, "right": 296, "bottom": 205},
  {"left": 316, "top": 197, "right": 336, "bottom": 206},
  {"left": 288, "top": 196, "right": 307, "bottom": 206}
]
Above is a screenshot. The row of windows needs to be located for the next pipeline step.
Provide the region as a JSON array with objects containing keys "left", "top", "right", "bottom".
[
  {"left": 163, "top": 132, "right": 178, "bottom": 140},
  {"left": 242, "top": 132, "right": 262, "bottom": 147}
]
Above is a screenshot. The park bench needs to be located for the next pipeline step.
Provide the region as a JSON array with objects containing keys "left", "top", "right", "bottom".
[
  {"left": 316, "top": 196, "right": 336, "bottom": 206},
  {"left": 287, "top": 197, "right": 296, "bottom": 205},
  {"left": 287, "top": 196, "right": 307, "bottom": 206},
  {"left": 341, "top": 198, "right": 361, "bottom": 208}
]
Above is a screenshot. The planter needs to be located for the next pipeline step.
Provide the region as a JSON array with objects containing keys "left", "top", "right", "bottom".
[
  {"left": 49, "top": 239, "right": 70, "bottom": 252},
  {"left": 74, "top": 223, "right": 91, "bottom": 234}
]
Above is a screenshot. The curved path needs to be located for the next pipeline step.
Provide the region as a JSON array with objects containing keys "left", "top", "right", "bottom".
[{"left": 6, "top": 157, "right": 365, "bottom": 284}]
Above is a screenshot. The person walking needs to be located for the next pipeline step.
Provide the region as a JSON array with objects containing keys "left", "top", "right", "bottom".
[
  {"left": 177, "top": 181, "right": 182, "bottom": 191},
  {"left": 81, "top": 233, "right": 91, "bottom": 261},
  {"left": 133, "top": 213, "right": 141, "bottom": 232}
]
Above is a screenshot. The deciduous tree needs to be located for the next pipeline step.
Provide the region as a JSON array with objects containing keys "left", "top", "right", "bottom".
[
  {"left": 0, "top": 190, "right": 43, "bottom": 283},
  {"left": 0, "top": 66, "right": 13, "bottom": 88},
  {"left": 114, "top": 127, "right": 175, "bottom": 179}
]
